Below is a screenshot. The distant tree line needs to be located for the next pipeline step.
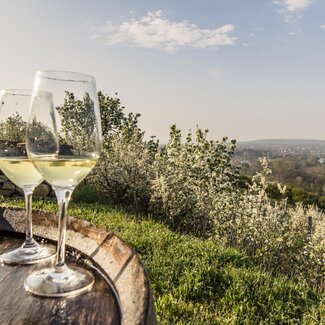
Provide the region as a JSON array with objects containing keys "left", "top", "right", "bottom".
[{"left": 239, "top": 155, "right": 325, "bottom": 198}]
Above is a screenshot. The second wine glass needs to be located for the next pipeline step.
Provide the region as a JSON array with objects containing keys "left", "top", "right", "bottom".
[
  {"left": 0, "top": 89, "right": 55, "bottom": 264},
  {"left": 24, "top": 71, "right": 102, "bottom": 297}
]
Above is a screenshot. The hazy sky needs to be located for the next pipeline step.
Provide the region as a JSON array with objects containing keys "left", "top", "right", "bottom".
[{"left": 1, "top": 0, "right": 325, "bottom": 142}]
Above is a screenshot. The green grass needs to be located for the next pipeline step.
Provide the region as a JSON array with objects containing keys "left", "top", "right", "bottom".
[{"left": 1, "top": 196, "right": 324, "bottom": 324}]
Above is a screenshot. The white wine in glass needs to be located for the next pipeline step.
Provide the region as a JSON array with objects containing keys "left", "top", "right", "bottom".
[
  {"left": 0, "top": 89, "right": 55, "bottom": 265},
  {"left": 25, "top": 71, "right": 102, "bottom": 297}
]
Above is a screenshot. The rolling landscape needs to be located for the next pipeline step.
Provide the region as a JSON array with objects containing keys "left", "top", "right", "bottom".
[{"left": 236, "top": 139, "right": 325, "bottom": 159}]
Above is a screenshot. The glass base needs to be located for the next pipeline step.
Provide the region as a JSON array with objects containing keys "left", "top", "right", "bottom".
[
  {"left": 24, "top": 266, "right": 94, "bottom": 298},
  {"left": 0, "top": 243, "right": 55, "bottom": 265}
]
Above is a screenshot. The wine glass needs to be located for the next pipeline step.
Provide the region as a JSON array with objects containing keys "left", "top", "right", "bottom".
[
  {"left": 0, "top": 89, "right": 55, "bottom": 264},
  {"left": 24, "top": 71, "right": 102, "bottom": 297}
]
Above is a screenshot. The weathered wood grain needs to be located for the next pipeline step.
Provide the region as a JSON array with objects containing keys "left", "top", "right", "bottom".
[
  {"left": 0, "top": 237, "right": 120, "bottom": 324},
  {"left": 0, "top": 207, "right": 157, "bottom": 325}
]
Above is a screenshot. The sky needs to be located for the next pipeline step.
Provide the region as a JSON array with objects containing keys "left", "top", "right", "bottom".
[{"left": 0, "top": 0, "right": 325, "bottom": 143}]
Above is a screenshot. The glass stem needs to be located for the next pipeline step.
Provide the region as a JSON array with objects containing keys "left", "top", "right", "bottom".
[
  {"left": 54, "top": 187, "right": 73, "bottom": 273},
  {"left": 22, "top": 188, "right": 38, "bottom": 249}
]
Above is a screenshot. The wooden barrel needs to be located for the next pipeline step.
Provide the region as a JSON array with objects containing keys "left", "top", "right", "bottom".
[{"left": 0, "top": 207, "right": 157, "bottom": 325}]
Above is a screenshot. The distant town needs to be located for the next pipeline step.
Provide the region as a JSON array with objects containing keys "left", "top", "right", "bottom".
[{"left": 234, "top": 139, "right": 325, "bottom": 164}]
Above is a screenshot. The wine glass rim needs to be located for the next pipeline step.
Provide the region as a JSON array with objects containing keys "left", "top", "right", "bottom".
[
  {"left": 0, "top": 89, "right": 32, "bottom": 97},
  {"left": 36, "top": 70, "right": 95, "bottom": 83}
]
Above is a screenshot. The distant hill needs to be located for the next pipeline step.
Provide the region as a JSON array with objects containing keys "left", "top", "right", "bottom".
[{"left": 237, "top": 139, "right": 325, "bottom": 150}]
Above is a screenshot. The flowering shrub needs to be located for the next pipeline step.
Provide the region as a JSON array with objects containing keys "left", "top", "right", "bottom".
[
  {"left": 151, "top": 136, "right": 324, "bottom": 290},
  {"left": 286, "top": 204, "right": 325, "bottom": 290},
  {"left": 91, "top": 131, "right": 155, "bottom": 210},
  {"left": 89, "top": 92, "right": 158, "bottom": 210},
  {"left": 217, "top": 158, "right": 288, "bottom": 259},
  {"left": 150, "top": 125, "right": 239, "bottom": 236},
  {"left": 216, "top": 158, "right": 324, "bottom": 291}
]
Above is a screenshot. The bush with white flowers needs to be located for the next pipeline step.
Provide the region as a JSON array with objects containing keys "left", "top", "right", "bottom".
[
  {"left": 82, "top": 93, "right": 323, "bottom": 291},
  {"left": 216, "top": 158, "right": 324, "bottom": 291},
  {"left": 88, "top": 92, "right": 158, "bottom": 210},
  {"left": 150, "top": 125, "right": 239, "bottom": 237}
]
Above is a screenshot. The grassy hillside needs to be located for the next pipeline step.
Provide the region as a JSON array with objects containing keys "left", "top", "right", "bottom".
[{"left": 1, "top": 197, "right": 324, "bottom": 324}]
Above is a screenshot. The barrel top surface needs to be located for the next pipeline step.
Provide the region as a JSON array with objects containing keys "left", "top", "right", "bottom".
[
  {"left": 0, "top": 236, "right": 120, "bottom": 325},
  {"left": 0, "top": 207, "right": 157, "bottom": 325}
]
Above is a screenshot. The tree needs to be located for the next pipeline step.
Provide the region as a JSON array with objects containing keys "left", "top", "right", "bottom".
[
  {"left": 87, "top": 92, "right": 158, "bottom": 210},
  {"left": 0, "top": 113, "right": 26, "bottom": 143},
  {"left": 56, "top": 92, "right": 97, "bottom": 154}
]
